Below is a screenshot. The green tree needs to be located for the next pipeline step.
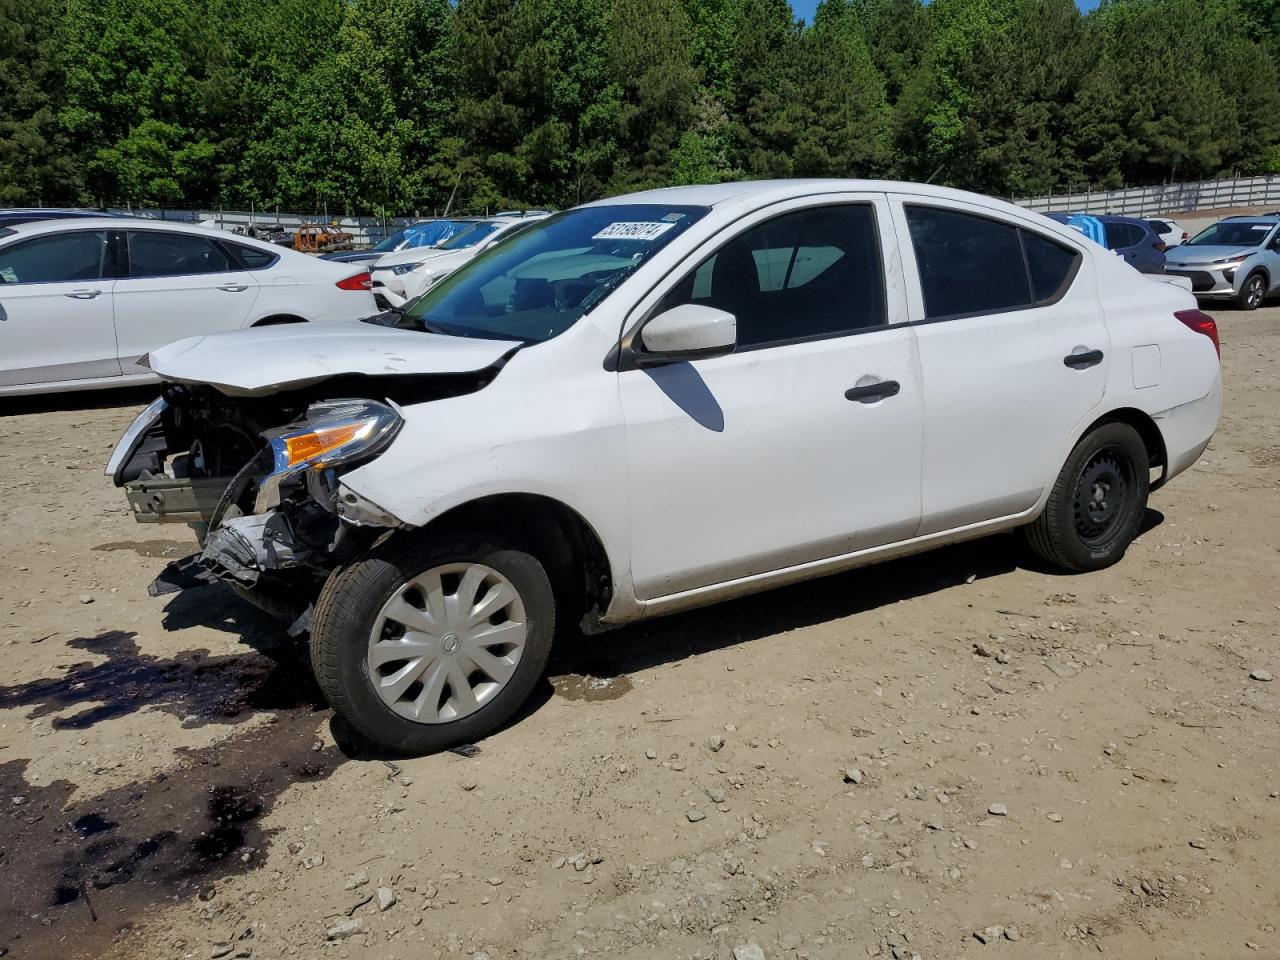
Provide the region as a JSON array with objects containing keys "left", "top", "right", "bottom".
[{"left": 0, "top": 0, "right": 82, "bottom": 203}]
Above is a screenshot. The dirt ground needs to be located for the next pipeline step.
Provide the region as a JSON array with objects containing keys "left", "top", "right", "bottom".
[{"left": 1, "top": 302, "right": 1278, "bottom": 960}]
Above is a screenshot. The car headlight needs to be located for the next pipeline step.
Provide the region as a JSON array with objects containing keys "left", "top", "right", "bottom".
[
  {"left": 390, "top": 261, "right": 427, "bottom": 276},
  {"left": 255, "top": 400, "right": 402, "bottom": 513},
  {"left": 271, "top": 400, "right": 402, "bottom": 473},
  {"left": 1213, "top": 253, "right": 1251, "bottom": 265}
]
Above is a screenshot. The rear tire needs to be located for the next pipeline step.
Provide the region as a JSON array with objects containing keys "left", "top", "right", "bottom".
[
  {"left": 1024, "top": 423, "right": 1149, "bottom": 572},
  {"left": 310, "top": 533, "right": 555, "bottom": 755},
  {"left": 1237, "top": 272, "right": 1266, "bottom": 311}
]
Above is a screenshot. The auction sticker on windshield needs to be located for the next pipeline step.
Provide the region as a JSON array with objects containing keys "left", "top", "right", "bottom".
[{"left": 592, "top": 221, "right": 677, "bottom": 242}]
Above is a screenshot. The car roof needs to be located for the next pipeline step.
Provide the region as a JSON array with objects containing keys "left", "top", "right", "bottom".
[
  {"left": 1223, "top": 214, "right": 1280, "bottom": 222},
  {"left": 0, "top": 216, "right": 316, "bottom": 260}
]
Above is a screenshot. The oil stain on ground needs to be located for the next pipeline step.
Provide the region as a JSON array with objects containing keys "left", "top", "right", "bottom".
[
  {"left": 92, "top": 539, "right": 193, "bottom": 559},
  {"left": 550, "top": 672, "right": 634, "bottom": 702},
  {"left": 0, "top": 632, "right": 342, "bottom": 960}
]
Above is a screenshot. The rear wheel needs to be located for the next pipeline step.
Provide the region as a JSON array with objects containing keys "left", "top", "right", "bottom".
[
  {"left": 310, "top": 533, "right": 555, "bottom": 754},
  {"left": 1237, "top": 272, "right": 1266, "bottom": 311},
  {"left": 1024, "top": 423, "right": 1149, "bottom": 572}
]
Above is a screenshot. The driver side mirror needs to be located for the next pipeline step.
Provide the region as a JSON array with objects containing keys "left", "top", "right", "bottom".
[{"left": 635, "top": 304, "right": 737, "bottom": 367}]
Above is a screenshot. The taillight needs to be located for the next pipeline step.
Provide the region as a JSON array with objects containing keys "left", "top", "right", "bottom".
[
  {"left": 336, "top": 272, "right": 372, "bottom": 291},
  {"left": 1175, "top": 308, "right": 1219, "bottom": 358}
]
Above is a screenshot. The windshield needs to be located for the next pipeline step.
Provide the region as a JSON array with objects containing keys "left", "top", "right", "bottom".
[
  {"left": 371, "top": 228, "right": 409, "bottom": 253},
  {"left": 400, "top": 203, "right": 709, "bottom": 343},
  {"left": 438, "top": 221, "right": 503, "bottom": 251},
  {"left": 1187, "top": 220, "right": 1277, "bottom": 247}
]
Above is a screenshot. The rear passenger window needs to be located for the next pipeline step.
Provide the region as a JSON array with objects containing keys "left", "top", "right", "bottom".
[
  {"left": 1022, "top": 231, "right": 1079, "bottom": 302},
  {"left": 905, "top": 206, "right": 1082, "bottom": 319},
  {"left": 655, "top": 204, "right": 886, "bottom": 349},
  {"left": 128, "top": 231, "right": 232, "bottom": 277},
  {"left": 230, "top": 243, "right": 278, "bottom": 269},
  {"left": 905, "top": 207, "right": 1029, "bottom": 318},
  {"left": 0, "top": 231, "right": 107, "bottom": 284}
]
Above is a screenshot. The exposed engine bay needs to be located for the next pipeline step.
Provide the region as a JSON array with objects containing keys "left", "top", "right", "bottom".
[{"left": 108, "top": 369, "right": 501, "bottom": 622}]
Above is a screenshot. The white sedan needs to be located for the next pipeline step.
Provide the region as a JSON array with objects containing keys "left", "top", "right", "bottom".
[
  {"left": 370, "top": 214, "right": 548, "bottom": 308},
  {"left": 109, "top": 179, "right": 1221, "bottom": 753},
  {"left": 0, "top": 218, "right": 377, "bottom": 395}
]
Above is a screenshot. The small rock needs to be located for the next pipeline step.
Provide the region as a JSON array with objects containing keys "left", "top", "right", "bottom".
[
  {"left": 376, "top": 887, "right": 396, "bottom": 911},
  {"left": 1250, "top": 669, "right": 1273, "bottom": 682},
  {"left": 843, "top": 767, "right": 865, "bottom": 785},
  {"left": 1189, "top": 838, "right": 1208, "bottom": 850},
  {"left": 325, "top": 918, "right": 364, "bottom": 941},
  {"left": 1046, "top": 812, "right": 1062, "bottom": 823},
  {"left": 733, "top": 944, "right": 765, "bottom": 960},
  {"left": 551, "top": 856, "right": 566, "bottom": 869},
  {"left": 343, "top": 871, "right": 368, "bottom": 890},
  {"left": 974, "top": 925, "right": 1004, "bottom": 944},
  {"left": 300, "top": 855, "right": 323, "bottom": 869},
  {"left": 212, "top": 944, "right": 233, "bottom": 959},
  {"left": 723, "top": 856, "right": 743, "bottom": 876},
  {"left": 645, "top": 748, "right": 657, "bottom": 760},
  {"left": 988, "top": 803, "right": 1008, "bottom": 817},
  {"left": 485, "top": 877, "right": 503, "bottom": 886},
  {"left": 707, "top": 787, "right": 726, "bottom": 803},
  {"left": 995, "top": 650, "right": 1011, "bottom": 665},
  {"left": 686, "top": 809, "right": 706, "bottom": 823},
  {"left": 462, "top": 780, "right": 478, "bottom": 792},
  {"left": 707, "top": 735, "right": 725, "bottom": 752},
  {"left": 78, "top": 594, "right": 93, "bottom": 604},
  {"left": 1004, "top": 926, "right": 1021, "bottom": 942}
]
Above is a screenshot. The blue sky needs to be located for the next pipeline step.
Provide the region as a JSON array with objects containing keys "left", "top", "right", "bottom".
[{"left": 790, "top": 0, "right": 1101, "bottom": 21}]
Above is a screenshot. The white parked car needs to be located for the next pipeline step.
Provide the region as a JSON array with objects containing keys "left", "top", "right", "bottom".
[
  {"left": 369, "top": 213, "right": 548, "bottom": 308},
  {"left": 0, "top": 218, "right": 377, "bottom": 395},
  {"left": 107, "top": 180, "right": 1221, "bottom": 753},
  {"left": 1146, "top": 217, "right": 1188, "bottom": 248}
]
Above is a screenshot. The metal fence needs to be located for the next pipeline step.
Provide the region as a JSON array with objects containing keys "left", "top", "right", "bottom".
[
  {"left": 107, "top": 208, "right": 435, "bottom": 247},
  {"left": 1016, "top": 174, "right": 1280, "bottom": 218}
]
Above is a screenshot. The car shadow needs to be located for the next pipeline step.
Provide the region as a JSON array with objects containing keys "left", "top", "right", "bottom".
[
  {"left": 0, "top": 384, "right": 160, "bottom": 417},
  {"left": 551, "top": 510, "right": 1165, "bottom": 680}
]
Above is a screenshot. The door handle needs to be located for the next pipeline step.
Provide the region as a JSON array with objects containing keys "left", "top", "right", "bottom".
[
  {"left": 1063, "top": 349, "right": 1104, "bottom": 369},
  {"left": 216, "top": 282, "right": 249, "bottom": 292},
  {"left": 65, "top": 288, "right": 102, "bottom": 300},
  {"left": 845, "top": 380, "right": 901, "bottom": 403}
]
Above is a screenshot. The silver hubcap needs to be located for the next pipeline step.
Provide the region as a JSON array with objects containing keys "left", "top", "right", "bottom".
[
  {"left": 1248, "top": 279, "right": 1263, "bottom": 306},
  {"left": 367, "top": 563, "right": 527, "bottom": 724}
]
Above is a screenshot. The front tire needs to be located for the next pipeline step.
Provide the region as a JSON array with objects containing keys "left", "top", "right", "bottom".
[
  {"left": 310, "top": 534, "right": 555, "bottom": 754},
  {"left": 1024, "top": 423, "right": 1149, "bottom": 572},
  {"left": 1237, "top": 272, "right": 1266, "bottom": 311}
]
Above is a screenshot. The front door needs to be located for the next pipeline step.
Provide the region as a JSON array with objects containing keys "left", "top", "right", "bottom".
[
  {"left": 890, "top": 198, "right": 1110, "bottom": 535},
  {"left": 0, "top": 229, "right": 119, "bottom": 387},
  {"left": 620, "top": 196, "right": 923, "bottom": 600},
  {"left": 112, "top": 229, "right": 260, "bottom": 373}
]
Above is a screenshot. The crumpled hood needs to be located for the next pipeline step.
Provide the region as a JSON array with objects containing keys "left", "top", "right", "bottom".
[
  {"left": 1166, "top": 245, "right": 1256, "bottom": 266},
  {"left": 147, "top": 320, "right": 516, "bottom": 396}
]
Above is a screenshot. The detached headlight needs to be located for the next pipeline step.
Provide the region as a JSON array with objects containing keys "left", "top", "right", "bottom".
[
  {"left": 390, "top": 260, "right": 427, "bottom": 276},
  {"left": 255, "top": 400, "right": 402, "bottom": 513}
]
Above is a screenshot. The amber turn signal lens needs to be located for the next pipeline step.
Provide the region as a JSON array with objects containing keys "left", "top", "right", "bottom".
[{"left": 283, "top": 422, "right": 369, "bottom": 466}]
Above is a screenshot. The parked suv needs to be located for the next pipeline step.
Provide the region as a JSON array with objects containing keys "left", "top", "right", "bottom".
[
  {"left": 107, "top": 180, "right": 1221, "bottom": 754},
  {"left": 1048, "top": 213, "right": 1167, "bottom": 273},
  {"left": 1164, "top": 215, "right": 1280, "bottom": 310}
]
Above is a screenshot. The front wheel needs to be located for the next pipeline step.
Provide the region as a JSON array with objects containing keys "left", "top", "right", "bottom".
[
  {"left": 1024, "top": 423, "right": 1149, "bottom": 573},
  {"left": 1237, "top": 272, "right": 1266, "bottom": 311},
  {"left": 310, "top": 534, "right": 555, "bottom": 754}
]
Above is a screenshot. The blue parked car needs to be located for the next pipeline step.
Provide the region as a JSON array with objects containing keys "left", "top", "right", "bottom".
[
  {"left": 1046, "top": 213, "right": 1167, "bottom": 274},
  {"left": 320, "top": 218, "right": 479, "bottom": 265}
]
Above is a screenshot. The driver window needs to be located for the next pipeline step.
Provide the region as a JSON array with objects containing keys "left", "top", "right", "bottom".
[
  {"left": 0, "top": 231, "right": 108, "bottom": 284},
  {"left": 653, "top": 204, "right": 887, "bottom": 350}
]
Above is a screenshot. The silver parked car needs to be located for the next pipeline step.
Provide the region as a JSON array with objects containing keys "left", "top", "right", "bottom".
[{"left": 1164, "top": 215, "right": 1280, "bottom": 310}]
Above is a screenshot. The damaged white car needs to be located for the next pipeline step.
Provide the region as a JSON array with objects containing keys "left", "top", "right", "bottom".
[{"left": 107, "top": 181, "right": 1221, "bottom": 754}]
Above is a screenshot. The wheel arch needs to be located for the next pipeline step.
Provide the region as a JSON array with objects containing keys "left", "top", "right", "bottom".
[
  {"left": 406, "top": 493, "right": 614, "bottom": 634},
  {"left": 1078, "top": 407, "right": 1168, "bottom": 488}
]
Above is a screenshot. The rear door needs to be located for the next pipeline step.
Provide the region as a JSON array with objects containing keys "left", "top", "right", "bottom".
[
  {"left": 112, "top": 229, "right": 261, "bottom": 373},
  {"left": 890, "top": 198, "right": 1109, "bottom": 535},
  {"left": 0, "top": 229, "right": 119, "bottom": 386}
]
